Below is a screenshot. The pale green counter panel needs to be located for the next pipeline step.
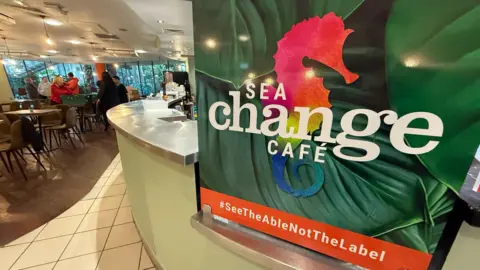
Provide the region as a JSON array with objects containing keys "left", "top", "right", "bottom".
[{"left": 116, "top": 132, "right": 264, "bottom": 270}]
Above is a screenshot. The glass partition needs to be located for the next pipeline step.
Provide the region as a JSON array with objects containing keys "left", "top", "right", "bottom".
[{"left": 2, "top": 59, "right": 186, "bottom": 97}]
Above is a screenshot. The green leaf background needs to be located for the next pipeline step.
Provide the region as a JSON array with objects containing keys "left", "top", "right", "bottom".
[{"left": 194, "top": 0, "right": 479, "bottom": 254}]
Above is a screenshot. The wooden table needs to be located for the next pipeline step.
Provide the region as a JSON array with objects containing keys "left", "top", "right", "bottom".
[{"left": 5, "top": 109, "right": 61, "bottom": 150}]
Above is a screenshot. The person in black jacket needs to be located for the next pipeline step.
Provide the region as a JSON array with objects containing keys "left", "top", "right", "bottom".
[
  {"left": 97, "top": 72, "right": 120, "bottom": 131},
  {"left": 112, "top": 75, "right": 129, "bottom": 104}
]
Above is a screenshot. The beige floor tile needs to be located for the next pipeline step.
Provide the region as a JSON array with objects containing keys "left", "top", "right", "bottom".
[
  {"left": 6, "top": 225, "right": 46, "bottom": 246},
  {"left": 97, "top": 184, "right": 126, "bottom": 198},
  {"left": 120, "top": 194, "right": 131, "bottom": 208},
  {"left": 104, "top": 174, "right": 125, "bottom": 186},
  {"left": 105, "top": 223, "right": 140, "bottom": 249},
  {"left": 36, "top": 215, "right": 84, "bottom": 240},
  {"left": 77, "top": 210, "right": 117, "bottom": 232},
  {"left": 94, "top": 177, "right": 109, "bottom": 188},
  {"left": 139, "top": 245, "right": 154, "bottom": 270},
  {"left": 96, "top": 243, "right": 141, "bottom": 270},
  {"left": 11, "top": 236, "right": 71, "bottom": 270},
  {"left": 88, "top": 196, "right": 123, "bottom": 213},
  {"left": 25, "top": 262, "right": 56, "bottom": 269},
  {"left": 57, "top": 200, "right": 95, "bottom": 219},
  {"left": 61, "top": 228, "right": 109, "bottom": 260},
  {"left": 0, "top": 243, "right": 29, "bottom": 269},
  {"left": 101, "top": 169, "right": 113, "bottom": 178},
  {"left": 82, "top": 187, "right": 102, "bottom": 201},
  {"left": 54, "top": 252, "right": 101, "bottom": 270},
  {"left": 114, "top": 207, "right": 133, "bottom": 225}
]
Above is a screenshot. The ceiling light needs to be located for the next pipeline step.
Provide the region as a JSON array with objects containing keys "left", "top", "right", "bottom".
[
  {"left": 47, "top": 50, "right": 58, "bottom": 53},
  {"left": 265, "top": 77, "right": 274, "bottom": 85},
  {"left": 39, "top": 55, "right": 48, "bottom": 58},
  {"left": 112, "top": 53, "right": 118, "bottom": 57},
  {"left": 135, "top": 50, "right": 147, "bottom": 54},
  {"left": 69, "top": 40, "right": 81, "bottom": 45},
  {"left": 157, "top": 20, "right": 164, "bottom": 24},
  {"left": 305, "top": 70, "right": 315, "bottom": 79},
  {"left": 404, "top": 57, "right": 420, "bottom": 68},
  {"left": 13, "top": 0, "right": 25, "bottom": 6},
  {"left": 247, "top": 72, "right": 256, "bottom": 79},
  {"left": 205, "top": 38, "right": 217, "bottom": 49},
  {"left": 46, "top": 38, "right": 54, "bottom": 45},
  {"left": 49, "top": 65, "right": 55, "bottom": 70},
  {"left": 93, "top": 73, "right": 97, "bottom": 77},
  {"left": 238, "top": 35, "right": 249, "bottom": 42},
  {"left": 91, "top": 55, "right": 98, "bottom": 61},
  {"left": 44, "top": 18, "right": 62, "bottom": 26},
  {"left": 114, "top": 63, "right": 119, "bottom": 68}
]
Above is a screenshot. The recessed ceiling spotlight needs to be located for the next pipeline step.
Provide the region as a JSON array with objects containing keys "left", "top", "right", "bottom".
[
  {"left": 44, "top": 18, "right": 63, "bottom": 26},
  {"left": 135, "top": 50, "right": 147, "bottom": 54},
  {"left": 69, "top": 40, "right": 81, "bottom": 45},
  {"left": 39, "top": 55, "right": 48, "bottom": 58},
  {"left": 238, "top": 34, "right": 250, "bottom": 42},
  {"left": 47, "top": 50, "right": 58, "bottom": 53},
  {"left": 205, "top": 38, "right": 217, "bottom": 49},
  {"left": 157, "top": 20, "right": 164, "bottom": 24}
]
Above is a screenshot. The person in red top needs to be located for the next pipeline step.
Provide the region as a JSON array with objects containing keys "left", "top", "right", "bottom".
[
  {"left": 66, "top": 72, "right": 80, "bottom": 95},
  {"left": 50, "top": 76, "right": 72, "bottom": 104}
]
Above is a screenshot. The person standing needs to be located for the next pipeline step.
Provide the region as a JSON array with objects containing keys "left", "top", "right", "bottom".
[
  {"left": 97, "top": 72, "right": 120, "bottom": 131},
  {"left": 50, "top": 76, "right": 72, "bottom": 105},
  {"left": 37, "top": 76, "right": 51, "bottom": 100},
  {"left": 24, "top": 77, "right": 39, "bottom": 99},
  {"left": 112, "top": 75, "right": 129, "bottom": 104},
  {"left": 66, "top": 72, "right": 80, "bottom": 95}
]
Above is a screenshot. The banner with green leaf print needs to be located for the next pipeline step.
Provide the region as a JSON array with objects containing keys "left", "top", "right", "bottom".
[{"left": 193, "top": 0, "right": 480, "bottom": 269}]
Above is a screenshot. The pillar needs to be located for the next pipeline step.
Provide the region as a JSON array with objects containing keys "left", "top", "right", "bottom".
[
  {"left": 185, "top": 56, "right": 196, "bottom": 95},
  {"left": 95, "top": 63, "right": 106, "bottom": 80}
]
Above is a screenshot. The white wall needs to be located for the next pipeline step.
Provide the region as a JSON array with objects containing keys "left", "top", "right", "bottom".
[{"left": 0, "top": 65, "right": 14, "bottom": 101}]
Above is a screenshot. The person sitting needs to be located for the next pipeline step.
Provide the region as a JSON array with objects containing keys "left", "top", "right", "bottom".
[
  {"left": 112, "top": 76, "right": 129, "bottom": 104},
  {"left": 37, "top": 76, "right": 51, "bottom": 100},
  {"left": 24, "top": 77, "right": 39, "bottom": 99},
  {"left": 66, "top": 72, "right": 80, "bottom": 95},
  {"left": 50, "top": 76, "right": 72, "bottom": 105}
]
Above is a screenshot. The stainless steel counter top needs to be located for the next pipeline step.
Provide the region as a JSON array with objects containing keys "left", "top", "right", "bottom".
[{"left": 107, "top": 100, "right": 198, "bottom": 165}]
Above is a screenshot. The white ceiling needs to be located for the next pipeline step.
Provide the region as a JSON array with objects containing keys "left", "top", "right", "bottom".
[{"left": 0, "top": 0, "right": 194, "bottom": 63}]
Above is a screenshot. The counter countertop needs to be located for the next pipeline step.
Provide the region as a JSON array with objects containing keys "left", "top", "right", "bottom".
[{"left": 107, "top": 100, "right": 198, "bottom": 165}]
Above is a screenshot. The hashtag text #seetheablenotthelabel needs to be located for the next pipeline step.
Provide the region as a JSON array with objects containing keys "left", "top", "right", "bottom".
[{"left": 218, "top": 200, "right": 386, "bottom": 262}]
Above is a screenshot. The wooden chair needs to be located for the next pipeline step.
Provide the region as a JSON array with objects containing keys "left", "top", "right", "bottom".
[
  {"left": 0, "top": 120, "right": 46, "bottom": 181},
  {"left": 46, "top": 108, "right": 84, "bottom": 150}
]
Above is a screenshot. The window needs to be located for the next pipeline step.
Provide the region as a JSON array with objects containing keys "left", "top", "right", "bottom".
[
  {"left": 118, "top": 62, "right": 142, "bottom": 94},
  {"left": 3, "top": 59, "right": 27, "bottom": 97},
  {"left": 139, "top": 62, "right": 154, "bottom": 96},
  {"left": 24, "top": 60, "right": 48, "bottom": 83},
  {"left": 153, "top": 62, "right": 168, "bottom": 93},
  {"left": 63, "top": 64, "right": 86, "bottom": 86}
]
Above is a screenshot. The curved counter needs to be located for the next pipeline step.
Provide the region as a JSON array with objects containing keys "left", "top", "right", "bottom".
[{"left": 107, "top": 101, "right": 263, "bottom": 270}]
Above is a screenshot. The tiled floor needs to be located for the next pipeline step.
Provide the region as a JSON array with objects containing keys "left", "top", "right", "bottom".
[
  {"left": 0, "top": 155, "right": 156, "bottom": 270},
  {"left": 0, "top": 131, "right": 119, "bottom": 245}
]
